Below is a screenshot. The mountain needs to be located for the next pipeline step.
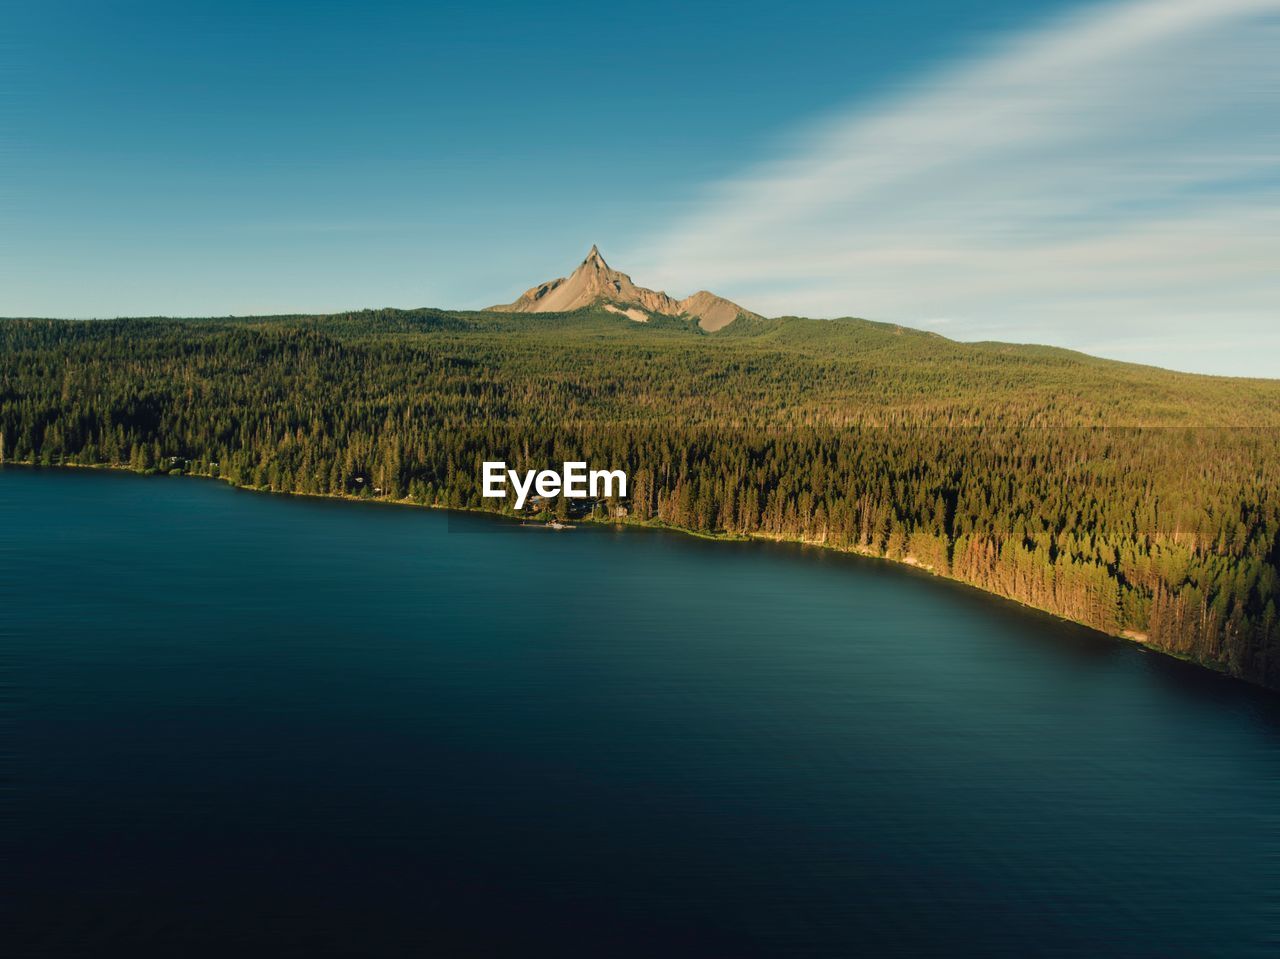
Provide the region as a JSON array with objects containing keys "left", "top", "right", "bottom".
[{"left": 486, "top": 246, "right": 761, "bottom": 332}]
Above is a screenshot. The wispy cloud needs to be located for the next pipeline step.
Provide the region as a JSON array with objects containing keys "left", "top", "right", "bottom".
[{"left": 640, "top": 0, "right": 1280, "bottom": 377}]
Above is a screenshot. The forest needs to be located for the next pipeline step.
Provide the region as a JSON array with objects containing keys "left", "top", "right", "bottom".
[{"left": 3, "top": 306, "right": 1279, "bottom": 688}]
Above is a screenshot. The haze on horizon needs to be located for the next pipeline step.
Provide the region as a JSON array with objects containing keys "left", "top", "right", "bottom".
[{"left": 3, "top": 0, "right": 1278, "bottom": 377}]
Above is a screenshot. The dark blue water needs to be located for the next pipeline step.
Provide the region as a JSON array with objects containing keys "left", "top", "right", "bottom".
[{"left": 5, "top": 467, "right": 1280, "bottom": 957}]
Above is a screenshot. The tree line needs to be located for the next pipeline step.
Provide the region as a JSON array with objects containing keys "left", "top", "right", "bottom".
[{"left": 3, "top": 311, "right": 1278, "bottom": 687}]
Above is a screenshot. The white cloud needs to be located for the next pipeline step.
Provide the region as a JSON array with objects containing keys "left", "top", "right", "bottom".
[{"left": 639, "top": 0, "right": 1280, "bottom": 377}]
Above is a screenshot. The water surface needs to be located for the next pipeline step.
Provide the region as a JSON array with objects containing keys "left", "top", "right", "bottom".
[{"left": 5, "top": 467, "right": 1279, "bottom": 957}]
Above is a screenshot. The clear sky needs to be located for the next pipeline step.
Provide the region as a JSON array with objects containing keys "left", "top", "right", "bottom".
[{"left": 3, "top": 0, "right": 1278, "bottom": 376}]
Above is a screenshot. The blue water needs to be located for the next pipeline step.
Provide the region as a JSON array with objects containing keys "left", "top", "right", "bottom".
[{"left": 5, "top": 467, "right": 1279, "bottom": 957}]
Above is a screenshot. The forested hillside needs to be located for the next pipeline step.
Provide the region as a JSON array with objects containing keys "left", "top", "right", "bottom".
[{"left": 3, "top": 307, "right": 1279, "bottom": 687}]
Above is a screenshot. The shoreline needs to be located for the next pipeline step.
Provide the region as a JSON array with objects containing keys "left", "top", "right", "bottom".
[{"left": 1, "top": 458, "right": 1239, "bottom": 688}]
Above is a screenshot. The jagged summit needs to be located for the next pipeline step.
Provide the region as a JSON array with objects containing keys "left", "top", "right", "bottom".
[{"left": 486, "top": 246, "right": 760, "bottom": 332}]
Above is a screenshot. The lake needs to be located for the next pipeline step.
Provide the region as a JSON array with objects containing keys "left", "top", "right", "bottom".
[{"left": 5, "top": 466, "right": 1280, "bottom": 957}]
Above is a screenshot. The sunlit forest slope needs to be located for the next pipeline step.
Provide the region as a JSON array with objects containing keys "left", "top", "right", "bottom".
[{"left": 3, "top": 307, "right": 1279, "bottom": 686}]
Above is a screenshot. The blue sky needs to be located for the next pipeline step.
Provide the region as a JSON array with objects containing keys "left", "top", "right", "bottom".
[{"left": 3, "top": 0, "right": 1277, "bottom": 376}]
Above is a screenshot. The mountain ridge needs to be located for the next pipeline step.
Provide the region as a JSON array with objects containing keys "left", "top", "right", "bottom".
[{"left": 486, "top": 246, "right": 761, "bottom": 332}]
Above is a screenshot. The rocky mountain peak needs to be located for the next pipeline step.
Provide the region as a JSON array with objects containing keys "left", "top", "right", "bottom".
[{"left": 487, "top": 247, "right": 760, "bottom": 332}]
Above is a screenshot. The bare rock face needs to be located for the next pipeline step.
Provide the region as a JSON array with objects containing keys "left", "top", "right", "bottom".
[
  {"left": 487, "top": 246, "right": 760, "bottom": 331},
  {"left": 676, "top": 290, "right": 754, "bottom": 333}
]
